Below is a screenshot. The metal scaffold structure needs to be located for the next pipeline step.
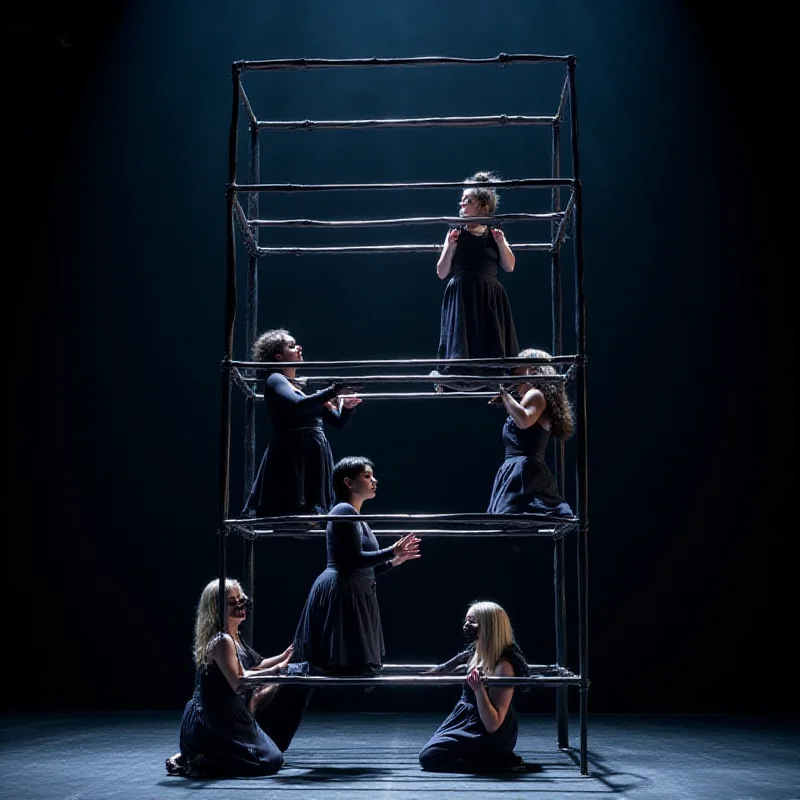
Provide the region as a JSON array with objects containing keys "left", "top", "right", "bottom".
[{"left": 215, "top": 53, "right": 590, "bottom": 776}]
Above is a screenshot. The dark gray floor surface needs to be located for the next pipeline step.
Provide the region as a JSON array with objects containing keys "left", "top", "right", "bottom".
[{"left": 0, "top": 712, "right": 797, "bottom": 799}]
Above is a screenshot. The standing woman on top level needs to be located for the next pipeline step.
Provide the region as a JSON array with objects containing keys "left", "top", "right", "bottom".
[
  {"left": 432, "top": 171, "right": 519, "bottom": 390},
  {"left": 242, "top": 328, "right": 361, "bottom": 519}
]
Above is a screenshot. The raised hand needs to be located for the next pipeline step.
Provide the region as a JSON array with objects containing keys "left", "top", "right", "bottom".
[
  {"left": 491, "top": 228, "right": 507, "bottom": 244},
  {"left": 279, "top": 644, "right": 294, "bottom": 661},
  {"left": 392, "top": 532, "right": 421, "bottom": 565},
  {"left": 332, "top": 382, "right": 363, "bottom": 396},
  {"left": 488, "top": 385, "right": 509, "bottom": 406},
  {"left": 271, "top": 645, "right": 294, "bottom": 674},
  {"left": 341, "top": 395, "right": 362, "bottom": 409}
]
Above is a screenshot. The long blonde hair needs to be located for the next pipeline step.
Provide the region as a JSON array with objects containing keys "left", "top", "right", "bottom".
[
  {"left": 192, "top": 577, "right": 242, "bottom": 667},
  {"left": 467, "top": 601, "right": 514, "bottom": 673},
  {"left": 517, "top": 348, "right": 575, "bottom": 439}
]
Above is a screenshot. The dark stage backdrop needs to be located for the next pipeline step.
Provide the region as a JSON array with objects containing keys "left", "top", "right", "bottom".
[{"left": 4, "top": 1, "right": 792, "bottom": 716}]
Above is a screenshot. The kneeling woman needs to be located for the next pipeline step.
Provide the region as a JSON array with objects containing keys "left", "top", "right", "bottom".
[
  {"left": 166, "top": 578, "right": 293, "bottom": 778},
  {"left": 256, "top": 456, "right": 422, "bottom": 752},
  {"left": 419, "top": 601, "right": 529, "bottom": 774}
]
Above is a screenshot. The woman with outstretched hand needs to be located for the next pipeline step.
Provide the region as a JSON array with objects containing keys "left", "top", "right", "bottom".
[{"left": 256, "top": 456, "right": 421, "bottom": 752}]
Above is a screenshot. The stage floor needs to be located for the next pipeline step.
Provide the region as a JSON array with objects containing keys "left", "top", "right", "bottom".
[{"left": 1, "top": 712, "right": 797, "bottom": 799}]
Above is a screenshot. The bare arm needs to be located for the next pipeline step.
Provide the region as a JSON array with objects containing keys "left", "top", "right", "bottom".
[
  {"left": 424, "top": 647, "right": 473, "bottom": 675},
  {"left": 254, "top": 644, "right": 294, "bottom": 671},
  {"left": 467, "top": 659, "right": 515, "bottom": 733},
  {"left": 493, "top": 228, "right": 515, "bottom": 272},
  {"left": 436, "top": 229, "right": 460, "bottom": 279},
  {"left": 498, "top": 385, "right": 546, "bottom": 430},
  {"left": 209, "top": 635, "right": 293, "bottom": 693}
]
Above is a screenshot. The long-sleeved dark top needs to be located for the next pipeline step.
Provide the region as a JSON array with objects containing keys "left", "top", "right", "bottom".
[
  {"left": 326, "top": 502, "right": 395, "bottom": 578},
  {"left": 264, "top": 373, "right": 355, "bottom": 434}
]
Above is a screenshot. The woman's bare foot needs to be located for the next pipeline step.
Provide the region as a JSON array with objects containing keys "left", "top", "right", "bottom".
[{"left": 165, "top": 752, "right": 185, "bottom": 775}]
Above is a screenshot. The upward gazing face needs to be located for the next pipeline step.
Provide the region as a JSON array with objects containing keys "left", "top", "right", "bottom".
[
  {"left": 459, "top": 191, "right": 484, "bottom": 218},
  {"left": 277, "top": 336, "right": 303, "bottom": 363},
  {"left": 348, "top": 467, "right": 378, "bottom": 501}
]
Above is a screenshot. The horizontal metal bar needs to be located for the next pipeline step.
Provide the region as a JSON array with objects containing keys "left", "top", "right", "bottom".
[
  {"left": 254, "top": 242, "right": 553, "bottom": 256},
  {"left": 244, "top": 374, "right": 565, "bottom": 385},
  {"left": 380, "top": 663, "right": 567, "bottom": 673},
  {"left": 353, "top": 529, "right": 561, "bottom": 535},
  {"left": 233, "top": 178, "right": 575, "bottom": 192},
  {"left": 250, "top": 212, "right": 559, "bottom": 228},
  {"left": 238, "top": 673, "right": 581, "bottom": 688},
  {"left": 224, "top": 515, "right": 579, "bottom": 540},
  {"left": 256, "top": 114, "right": 556, "bottom": 131},
  {"left": 256, "top": 115, "right": 554, "bottom": 131},
  {"left": 235, "top": 528, "right": 573, "bottom": 539},
  {"left": 251, "top": 391, "right": 502, "bottom": 401},
  {"left": 230, "top": 512, "right": 577, "bottom": 524},
  {"left": 229, "top": 355, "right": 581, "bottom": 370},
  {"left": 236, "top": 54, "right": 571, "bottom": 72},
  {"left": 251, "top": 391, "right": 500, "bottom": 400}
]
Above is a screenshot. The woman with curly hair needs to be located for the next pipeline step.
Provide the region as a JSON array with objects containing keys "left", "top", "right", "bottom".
[
  {"left": 487, "top": 348, "right": 574, "bottom": 517},
  {"left": 243, "top": 328, "right": 361, "bottom": 518},
  {"left": 432, "top": 170, "right": 519, "bottom": 391},
  {"left": 419, "top": 601, "right": 534, "bottom": 774},
  {"left": 165, "top": 578, "right": 293, "bottom": 778}
]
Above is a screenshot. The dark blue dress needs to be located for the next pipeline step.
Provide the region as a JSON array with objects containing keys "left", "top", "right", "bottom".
[
  {"left": 254, "top": 502, "right": 396, "bottom": 754},
  {"left": 436, "top": 226, "right": 519, "bottom": 381},
  {"left": 243, "top": 373, "right": 356, "bottom": 517},
  {"left": 178, "top": 635, "right": 283, "bottom": 777},
  {"left": 418, "top": 644, "right": 529, "bottom": 773},
  {"left": 488, "top": 419, "right": 573, "bottom": 517},
  {"left": 293, "top": 501, "right": 396, "bottom": 671}
]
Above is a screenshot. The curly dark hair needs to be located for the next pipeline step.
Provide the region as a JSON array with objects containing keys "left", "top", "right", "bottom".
[
  {"left": 516, "top": 348, "right": 574, "bottom": 439},
  {"left": 464, "top": 170, "right": 500, "bottom": 216},
  {"left": 252, "top": 328, "right": 292, "bottom": 374}
]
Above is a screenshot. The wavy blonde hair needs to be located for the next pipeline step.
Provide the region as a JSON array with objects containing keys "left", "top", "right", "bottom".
[
  {"left": 192, "top": 577, "right": 242, "bottom": 667},
  {"left": 467, "top": 601, "right": 514, "bottom": 674},
  {"left": 516, "top": 348, "right": 575, "bottom": 439}
]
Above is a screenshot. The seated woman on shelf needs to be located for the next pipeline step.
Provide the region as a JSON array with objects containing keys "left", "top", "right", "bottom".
[
  {"left": 165, "top": 577, "right": 293, "bottom": 778},
  {"left": 255, "top": 456, "right": 422, "bottom": 752},
  {"left": 242, "top": 328, "right": 361, "bottom": 519},
  {"left": 487, "top": 348, "right": 574, "bottom": 517},
  {"left": 419, "top": 600, "right": 536, "bottom": 774},
  {"left": 431, "top": 170, "right": 519, "bottom": 391}
]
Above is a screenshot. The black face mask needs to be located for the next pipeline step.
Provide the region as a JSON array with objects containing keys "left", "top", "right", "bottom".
[
  {"left": 462, "top": 622, "right": 479, "bottom": 643},
  {"left": 229, "top": 597, "right": 252, "bottom": 618}
]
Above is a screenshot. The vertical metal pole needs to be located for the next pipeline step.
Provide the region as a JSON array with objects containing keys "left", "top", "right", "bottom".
[
  {"left": 218, "top": 64, "right": 242, "bottom": 633},
  {"left": 241, "top": 121, "right": 260, "bottom": 643},
  {"left": 567, "top": 54, "right": 590, "bottom": 777},
  {"left": 550, "top": 113, "right": 570, "bottom": 751}
]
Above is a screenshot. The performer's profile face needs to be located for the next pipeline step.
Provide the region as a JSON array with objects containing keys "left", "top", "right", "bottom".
[
  {"left": 278, "top": 337, "right": 303, "bottom": 362},
  {"left": 459, "top": 191, "right": 482, "bottom": 217},
  {"left": 349, "top": 467, "right": 378, "bottom": 499}
]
